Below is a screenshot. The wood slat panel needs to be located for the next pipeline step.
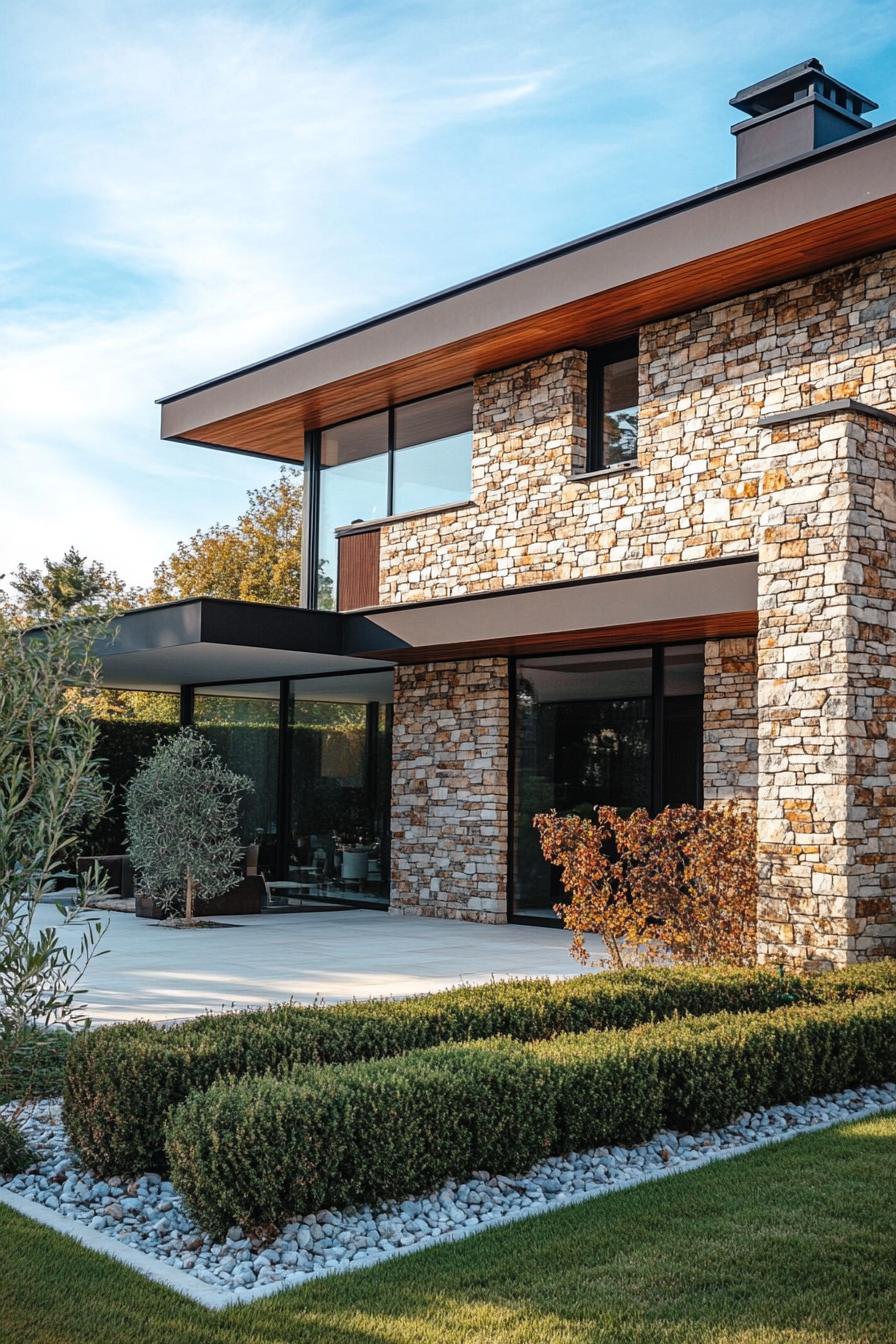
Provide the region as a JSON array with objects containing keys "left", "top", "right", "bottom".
[
  {"left": 356, "top": 610, "right": 759, "bottom": 663},
  {"left": 337, "top": 529, "right": 381, "bottom": 611},
  {"left": 180, "top": 196, "right": 896, "bottom": 460}
]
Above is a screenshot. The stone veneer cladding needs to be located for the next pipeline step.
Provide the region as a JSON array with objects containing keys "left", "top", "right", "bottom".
[
  {"left": 379, "top": 251, "right": 896, "bottom": 603},
  {"left": 756, "top": 409, "right": 896, "bottom": 967},
  {"left": 379, "top": 250, "right": 896, "bottom": 958},
  {"left": 390, "top": 658, "right": 509, "bottom": 922},
  {"left": 703, "top": 637, "right": 759, "bottom": 805}
]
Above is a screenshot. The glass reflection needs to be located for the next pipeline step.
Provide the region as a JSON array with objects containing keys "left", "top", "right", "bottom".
[{"left": 193, "top": 683, "right": 281, "bottom": 869}]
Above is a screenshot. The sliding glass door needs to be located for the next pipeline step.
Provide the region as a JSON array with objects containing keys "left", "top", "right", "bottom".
[
  {"left": 512, "top": 645, "right": 703, "bottom": 922},
  {"left": 287, "top": 670, "right": 393, "bottom": 908},
  {"left": 193, "top": 682, "right": 281, "bottom": 872}
]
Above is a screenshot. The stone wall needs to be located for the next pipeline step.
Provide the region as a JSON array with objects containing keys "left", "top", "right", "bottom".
[
  {"left": 390, "top": 658, "right": 509, "bottom": 922},
  {"left": 756, "top": 407, "right": 896, "bottom": 968},
  {"left": 703, "top": 637, "right": 758, "bottom": 805},
  {"left": 379, "top": 251, "right": 896, "bottom": 604}
]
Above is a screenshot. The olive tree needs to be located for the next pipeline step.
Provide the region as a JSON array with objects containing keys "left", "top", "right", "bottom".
[
  {"left": 126, "top": 729, "right": 252, "bottom": 921},
  {"left": 0, "top": 616, "right": 109, "bottom": 1115}
]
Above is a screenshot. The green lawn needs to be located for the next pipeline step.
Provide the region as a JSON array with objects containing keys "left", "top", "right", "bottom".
[{"left": 2, "top": 1114, "right": 893, "bottom": 1344}]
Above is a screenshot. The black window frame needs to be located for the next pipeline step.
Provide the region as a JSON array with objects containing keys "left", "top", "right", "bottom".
[
  {"left": 586, "top": 336, "right": 640, "bottom": 472},
  {"left": 304, "top": 384, "right": 474, "bottom": 609}
]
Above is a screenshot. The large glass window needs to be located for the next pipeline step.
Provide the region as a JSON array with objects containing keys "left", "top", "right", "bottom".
[
  {"left": 287, "top": 669, "right": 393, "bottom": 908},
  {"left": 87, "top": 690, "right": 181, "bottom": 854},
  {"left": 587, "top": 339, "right": 639, "bottom": 470},
  {"left": 392, "top": 387, "right": 472, "bottom": 515},
  {"left": 317, "top": 414, "right": 389, "bottom": 611},
  {"left": 194, "top": 683, "right": 281, "bottom": 870},
  {"left": 314, "top": 387, "right": 472, "bottom": 609},
  {"left": 512, "top": 645, "right": 703, "bottom": 922}
]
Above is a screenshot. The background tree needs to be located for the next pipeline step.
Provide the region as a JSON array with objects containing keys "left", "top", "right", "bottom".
[
  {"left": 125, "top": 729, "right": 253, "bottom": 922},
  {"left": 148, "top": 468, "right": 304, "bottom": 605},
  {"left": 2, "top": 548, "right": 142, "bottom": 625},
  {"left": 0, "top": 614, "right": 109, "bottom": 1142}
]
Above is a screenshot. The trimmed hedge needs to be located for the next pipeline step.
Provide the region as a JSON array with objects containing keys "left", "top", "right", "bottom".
[
  {"left": 166, "top": 993, "right": 896, "bottom": 1234},
  {"left": 64, "top": 960, "right": 896, "bottom": 1176}
]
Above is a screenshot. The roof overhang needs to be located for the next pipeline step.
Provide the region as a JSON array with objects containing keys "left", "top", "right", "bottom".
[
  {"left": 96, "top": 599, "right": 385, "bottom": 691},
  {"left": 94, "top": 558, "right": 757, "bottom": 690},
  {"left": 158, "top": 123, "right": 896, "bottom": 462},
  {"left": 347, "top": 555, "right": 758, "bottom": 662}
]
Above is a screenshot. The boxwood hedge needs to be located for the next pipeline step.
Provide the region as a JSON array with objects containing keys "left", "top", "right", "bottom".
[
  {"left": 64, "top": 960, "right": 896, "bottom": 1176},
  {"left": 166, "top": 993, "right": 896, "bottom": 1234}
]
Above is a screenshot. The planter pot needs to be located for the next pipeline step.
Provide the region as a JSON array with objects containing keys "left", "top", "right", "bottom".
[
  {"left": 135, "top": 876, "right": 265, "bottom": 920},
  {"left": 341, "top": 850, "right": 370, "bottom": 884}
]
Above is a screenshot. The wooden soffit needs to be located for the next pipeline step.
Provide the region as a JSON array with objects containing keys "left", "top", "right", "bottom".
[{"left": 159, "top": 126, "right": 896, "bottom": 462}]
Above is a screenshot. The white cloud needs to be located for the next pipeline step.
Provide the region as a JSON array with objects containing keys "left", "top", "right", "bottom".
[{"left": 1, "top": 0, "right": 894, "bottom": 587}]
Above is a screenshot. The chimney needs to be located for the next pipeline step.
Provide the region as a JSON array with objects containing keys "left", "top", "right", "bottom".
[{"left": 730, "top": 58, "right": 877, "bottom": 178}]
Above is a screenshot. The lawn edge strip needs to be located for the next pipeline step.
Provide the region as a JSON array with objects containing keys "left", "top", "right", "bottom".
[{"left": 3, "top": 1093, "right": 894, "bottom": 1312}]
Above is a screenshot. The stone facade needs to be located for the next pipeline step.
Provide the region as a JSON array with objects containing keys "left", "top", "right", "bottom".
[
  {"left": 379, "top": 251, "right": 896, "bottom": 604},
  {"left": 390, "top": 658, "right": 509, "bottom": 922},
  {"left": 703, "top": 637, "right": 758, "bottom": 806},
  {"left": 756, "top": 407, "right": 896, "bottom": 967},
  {"left": 382, "top": 250, "right": 896, "bottom": 960}
]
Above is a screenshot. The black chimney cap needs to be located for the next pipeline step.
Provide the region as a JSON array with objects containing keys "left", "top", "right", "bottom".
[{"left": 731, "top": 58, "right": 877, "bottom": 119}]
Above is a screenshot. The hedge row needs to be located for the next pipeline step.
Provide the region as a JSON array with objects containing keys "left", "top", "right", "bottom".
[
  {"left": 167, "top": 993, "right": 896, "bottom": 1235},
  {"left": 64, "top": 961, "right": 896, "bottom": 1175}
]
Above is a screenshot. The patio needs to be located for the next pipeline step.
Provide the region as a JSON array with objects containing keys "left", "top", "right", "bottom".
[{"left": 33, "top": 905, "right": 596, "bottom": 1024}]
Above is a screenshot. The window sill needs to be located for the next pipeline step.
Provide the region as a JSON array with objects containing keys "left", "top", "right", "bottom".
[
  {"left": 335, "top": 499, "right": 475, "bottom": 535},
  {"left": 569, "top": 461, "right": 642, "bottom": 483}
]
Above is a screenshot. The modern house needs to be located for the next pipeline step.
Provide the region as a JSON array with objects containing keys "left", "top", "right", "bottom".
[{"left": 98, "top": 60, "right": 896, "bottom": 967}]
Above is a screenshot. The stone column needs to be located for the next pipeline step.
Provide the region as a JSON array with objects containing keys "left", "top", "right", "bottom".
[
  {"left": 756, "top": 402, "right": 896, "bottom": 967},
  {"left": 390, "top": 657, "right": 510, "bottom": 922}
]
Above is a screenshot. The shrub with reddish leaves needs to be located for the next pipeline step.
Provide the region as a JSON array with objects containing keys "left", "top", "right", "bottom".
[{"left": 534, "top": 803, "right": 757, "bottom": 968}]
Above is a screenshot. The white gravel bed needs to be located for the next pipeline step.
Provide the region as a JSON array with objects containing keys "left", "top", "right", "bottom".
[{"left": 2, "top": 1081, "right": 895, "bottom": 1309}]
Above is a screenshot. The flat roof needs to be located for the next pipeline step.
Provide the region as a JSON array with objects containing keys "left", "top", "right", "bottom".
[
  {"left": 159, "top": 119, "right": 896, "bottom": 461},
  {"left": 93, "top": 558, "right": 757, "bottom": 688}
]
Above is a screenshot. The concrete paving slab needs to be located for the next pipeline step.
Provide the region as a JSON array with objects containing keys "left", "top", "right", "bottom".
[{"left": 31, "top": 905, "right": 601, "bottom": 1023}]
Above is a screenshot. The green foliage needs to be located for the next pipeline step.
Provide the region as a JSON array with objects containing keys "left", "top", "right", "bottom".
[
  {"left": 2, "top": 548, "right": 140, "bottom": 625},
  {"left": 62, "top": 959, "right": 896, "bottom": 1176},
  {"left": 167, "top": 992, "right": 896, "bottom": 1234},
  {"left": 0, "top": 1115, "right": 35, "bottom": 1175},
  {"left": 0, "top": 618, "right": 108, "bottom": 1100},
  {"left": 124, "top": 729, "right": 253, "bottom": 917},
  {"left": 0, "top": 1027, "right": 71, "bottom": 1105},
  {"left": 84, "top": 716, "right": 181, "bottom": 855},
  {"left": 148, "top": 468, "right": 304, "bottom": 606}
]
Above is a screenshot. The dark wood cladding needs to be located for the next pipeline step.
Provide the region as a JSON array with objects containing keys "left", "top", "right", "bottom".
[
  {"left": 179, "top": 194, "right": 896, "bottom": 460},
  {"left": 337, "top": 528, "right": 381, "bottom": 611},
  {"left": 355, "top": 611, "right": 759, "bottom": 664}
]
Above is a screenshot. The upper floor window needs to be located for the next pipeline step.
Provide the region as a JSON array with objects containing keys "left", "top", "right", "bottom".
[
  {"left": 587, "top": 338, "right": 639, "bottom": 471},
  {"left": 314, "top": 386, "right": 472, "bottom": 609}
]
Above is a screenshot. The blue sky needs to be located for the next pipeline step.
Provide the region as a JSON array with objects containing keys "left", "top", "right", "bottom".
[{"left": 2, "top": 0, "right": 895, "bottom": 589}]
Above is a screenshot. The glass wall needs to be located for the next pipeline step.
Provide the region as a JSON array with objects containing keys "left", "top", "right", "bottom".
[
  {"left": 512, "top": 645, "right": 704, "bottom": 922},
  {"left": 287, "top": 669, "right": 393, "bottom": 908},
  {"left": 193, "top": 683, "right": 281, "bottom": 870},
  {"left": 87, "top": 690, "right": 181, "bottom": 854},
  {"left": 314, "top": 387, "right": 473, "bottom": 608}
]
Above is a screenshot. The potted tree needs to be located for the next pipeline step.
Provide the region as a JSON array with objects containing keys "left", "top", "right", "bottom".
[{"left": 126, "top": 729, "right": 254, "bottom": 924}]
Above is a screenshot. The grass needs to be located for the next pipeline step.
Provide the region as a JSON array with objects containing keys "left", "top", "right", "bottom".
[{"left": 1, "top": 1113, "right": 894, "bottom": 1343}]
